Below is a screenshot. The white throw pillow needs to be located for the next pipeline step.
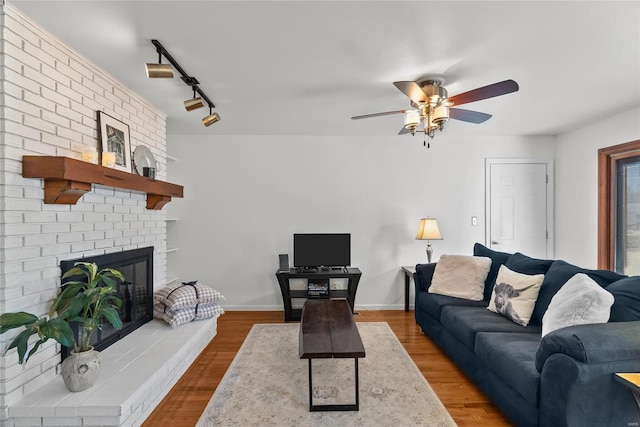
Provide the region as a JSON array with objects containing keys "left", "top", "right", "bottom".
[
  {"left": 541, "top": 273, "right": 614, "bottom": 337},
  {"left": 487, "top": 265, "right": 544, "bottom": 327},
  {"left": 428, "top": 255, "right": 492, "bottom": 301}
]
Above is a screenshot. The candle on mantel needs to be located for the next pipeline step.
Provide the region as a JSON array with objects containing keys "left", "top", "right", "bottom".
[
  {"left": 102, "top": 152, "right": 116, "bottom": 168},
  {"left": 82, "top": 146, "right": 98, "bottom": 164}
]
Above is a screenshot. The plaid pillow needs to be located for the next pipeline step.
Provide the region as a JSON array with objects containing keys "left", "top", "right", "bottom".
[
  {"left": 154, "top": 282, "right": 225, "bottom": 310},
  {"left": 154, "top": 302, "right": 224, "bottom": 328}
]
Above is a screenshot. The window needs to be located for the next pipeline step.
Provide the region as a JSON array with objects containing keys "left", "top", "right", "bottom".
[{"left": 598, "top": 140, "right": 640, "bottom": 274}]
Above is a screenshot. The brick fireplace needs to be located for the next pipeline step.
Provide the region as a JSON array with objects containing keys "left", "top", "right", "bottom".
[{"left": 0, "top": 5, "right": 214, "bottom": 427}]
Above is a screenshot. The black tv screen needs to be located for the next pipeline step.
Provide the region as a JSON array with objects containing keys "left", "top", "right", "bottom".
[{"left": 293, "top": 233, "right": 351, "bottom": 268}]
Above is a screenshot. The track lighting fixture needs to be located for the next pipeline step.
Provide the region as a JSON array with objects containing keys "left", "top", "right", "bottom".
[
  {"left": 202, "top": 107, "right": 221, "bottom": 127},
  {"left": 147, "top": 39, "right": 219, "bottom": 126},
  {"left": 145, "top": 47, "right": 174, "bottom": 78},
  {"left": 184, "top": 87, "right": 205, "bottom": 111}
]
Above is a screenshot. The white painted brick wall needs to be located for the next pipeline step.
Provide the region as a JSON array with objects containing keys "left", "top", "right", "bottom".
[{"left": 1, "top": 4, "right": 172, "bottom": 425}]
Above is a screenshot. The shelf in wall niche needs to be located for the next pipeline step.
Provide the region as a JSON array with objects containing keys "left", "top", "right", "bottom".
[
  {"left": 165, "top": 218, "right": 179, "bottom": 222},
  {"left": 166, "top": 276, "right": 179, "bottom": 285},
  {"left": 22, "top": 156, "right": 184, "bottom": 210},
  {"left": 166, "top": 155, "right": 179, "bottom": 162},
  {"left": 165, "top": 248, "right": 179, "bottom": 254}
]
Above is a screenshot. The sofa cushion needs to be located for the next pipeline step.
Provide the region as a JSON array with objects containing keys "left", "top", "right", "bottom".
[
  {"left": 416, "top": 292, "right": 488, "bottom": 321},
  {"left": 531, "top": 260, "right": 625, "bottom": 325},
  {"left": 473, "top": 243, "right": 512, "bottom": 300},
  {"left": 475, "top": 332, "right": 541, "bottom": 405},
  {"left": 488, "top": 265, "right": 545, "bottom": 327},
  {"left": 428, "top": 254, "right": 492, "bottom": 301},
  {"left": 414, "top": 263, "right": 437, "bottom": 292},
  {"left": 505, "top": 252, "right": 553, "bottom": 275},
  {"left": 535, "top": 321, "right": 640, "bottom": 372},
  {"left": 541, "top": 273, "right": 614, "bottom": 337},
  {"left": 607, "top": 276, "right": 640, "bottom": 322},
  {"left": 440, "top": 305, "right": 541, "bottom": 350}
]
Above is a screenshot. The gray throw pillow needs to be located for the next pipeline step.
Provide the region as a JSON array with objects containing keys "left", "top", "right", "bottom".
[{"left": 541, "top": 273, "right": 614, "bottom": 337}]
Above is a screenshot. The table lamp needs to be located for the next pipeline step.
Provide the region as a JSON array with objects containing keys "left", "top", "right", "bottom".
[{"left": 415, "top": 217, "right": 443, "bottom": 263}]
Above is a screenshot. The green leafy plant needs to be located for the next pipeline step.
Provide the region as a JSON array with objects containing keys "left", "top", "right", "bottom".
[{"left": 0, "top": 262, "right": 124, "bottom": 364}]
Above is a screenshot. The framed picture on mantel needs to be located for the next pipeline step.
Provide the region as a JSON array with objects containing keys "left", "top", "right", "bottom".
[{"left": 98, "top": 111, "right": 131, "bottom": 173}]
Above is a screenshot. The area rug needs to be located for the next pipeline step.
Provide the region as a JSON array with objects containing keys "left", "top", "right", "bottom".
[{"left": 196, "top": 322, "right": 457, "bottom": 426}]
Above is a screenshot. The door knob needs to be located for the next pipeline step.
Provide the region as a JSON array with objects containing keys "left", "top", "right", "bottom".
[{"left": 491, "top": 240, "right": 501, "bottom": 245}]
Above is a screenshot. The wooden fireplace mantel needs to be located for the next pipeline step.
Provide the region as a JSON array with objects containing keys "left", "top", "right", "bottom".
[{"left": 22, "top": 156, "right": 184, "bottom": 210}]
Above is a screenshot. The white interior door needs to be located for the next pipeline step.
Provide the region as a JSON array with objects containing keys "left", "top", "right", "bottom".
[{"left": 485, "top": 159, "right": 554, "bottom": 258}]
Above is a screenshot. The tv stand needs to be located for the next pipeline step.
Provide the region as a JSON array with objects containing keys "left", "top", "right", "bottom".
[{"left": 275, "top": 267, "right": 362, "bottom": 321}]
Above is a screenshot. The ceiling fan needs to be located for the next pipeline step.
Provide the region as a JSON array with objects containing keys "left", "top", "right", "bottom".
[{"left": 351, "top": 78, "right": 519, "bottom": 141}]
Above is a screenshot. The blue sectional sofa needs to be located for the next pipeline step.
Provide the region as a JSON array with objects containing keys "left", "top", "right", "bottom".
[{"left": 414, "top": 243, "right": 640, "bottom": 427}]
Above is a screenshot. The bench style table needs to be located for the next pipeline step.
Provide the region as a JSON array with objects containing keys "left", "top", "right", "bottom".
[{"left": 298, "top": 299, "right": 366, "bottom": 411}]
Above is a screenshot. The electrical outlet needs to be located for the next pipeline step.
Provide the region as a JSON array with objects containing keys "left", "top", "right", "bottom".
[{"left": 472, "top": 216, "right": 478, "bottom": 226}]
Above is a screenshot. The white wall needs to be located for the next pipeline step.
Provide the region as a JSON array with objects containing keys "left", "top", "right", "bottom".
[
  {"left": 555, "top": 108, "right": 640, "bottom": 267},
  {"left": 167, "top": 134, "right": 555, "bottom": 311}
]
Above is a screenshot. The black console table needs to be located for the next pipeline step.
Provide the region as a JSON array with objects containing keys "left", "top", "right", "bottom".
[{"left": 275, "top": 267, "right": 362, "bottom": 321}]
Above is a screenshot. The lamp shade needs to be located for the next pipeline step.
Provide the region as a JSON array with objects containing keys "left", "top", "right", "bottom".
[
  {"left": 403, "top": 110, "right": 420, "bottom": 128},
  {"left": 433, "top": 105, "right": 449, "bottom": 124},
  {"left": 415, "top": 218, "right": 443, "bottom": 240}
]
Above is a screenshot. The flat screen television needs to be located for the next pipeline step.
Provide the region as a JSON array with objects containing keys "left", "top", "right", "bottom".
[{"left": 293, "top": 233, "right": 351, "bottom": 268}]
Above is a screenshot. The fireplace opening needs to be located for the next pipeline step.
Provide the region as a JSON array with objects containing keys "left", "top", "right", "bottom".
[{"left": 60, "top": 247, "right": 153, "bottom": 359}]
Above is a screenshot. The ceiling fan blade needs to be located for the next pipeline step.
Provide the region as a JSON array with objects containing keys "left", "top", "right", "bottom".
[
  {"left": 351, "top": 109, "right": 406, "bottom": 120},
  {"left": 393, "top": 81, "right": 428, "bottom": 104},
  {"left": 448, "top": 79, "right": 519, "bottom": 106},
  {"left": 398, "top": 127, "right": 412, "bottom": 135},
  {"left": 449, "top": 108, "right": 492, "bottom": 124}
]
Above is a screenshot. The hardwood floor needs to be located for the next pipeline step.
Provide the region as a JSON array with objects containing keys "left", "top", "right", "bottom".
[{"left": 142, "top": 310, "right": 511, "bottom": 426}]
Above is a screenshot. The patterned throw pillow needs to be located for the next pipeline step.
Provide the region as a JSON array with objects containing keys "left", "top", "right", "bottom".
[
  {"left": 429, "top": 255, "right": 492, "bottom": 301},
  {"left": 542, "top": 273, "right": 614, "bottom": 337},
  {"left": 154, "top": 302, "right": 224, "bottom": 328},
  {"left": 154, "top": 282, "right": 225, "bottom": 310},
  {"left": 488, "top": 265, "right": 545, "bottom": 326}
]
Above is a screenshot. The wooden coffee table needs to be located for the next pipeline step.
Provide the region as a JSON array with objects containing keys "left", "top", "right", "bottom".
[{"left": 298, "top": 299, "right": 366, "bottom": 411}]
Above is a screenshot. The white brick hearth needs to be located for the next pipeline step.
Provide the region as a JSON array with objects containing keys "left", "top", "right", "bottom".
[{"left": 8, "top": 317, "right": 218, "bottom": 427}]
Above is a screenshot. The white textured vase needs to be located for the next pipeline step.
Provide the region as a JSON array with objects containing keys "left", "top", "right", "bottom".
[{"left": 61, "top": 347, "right": 101, "bottom": 392}]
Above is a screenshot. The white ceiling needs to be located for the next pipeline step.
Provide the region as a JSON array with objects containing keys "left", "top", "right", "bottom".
[{"left": 9, "top": 1, "right": 640, "bottom": 137}]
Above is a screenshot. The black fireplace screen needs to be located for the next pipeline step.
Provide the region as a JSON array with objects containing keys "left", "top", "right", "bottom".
[{"left": 60, "top": 247, "right": 153, "bottom": 359}]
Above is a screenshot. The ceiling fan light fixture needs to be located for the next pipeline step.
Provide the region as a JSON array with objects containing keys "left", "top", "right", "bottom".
[
  {"left": 433, "top": 105, "right": 449, "bottom": 124},
  {"left": 353, "top": 78, "right": 519, "bottom": 144},
  {"left": 403, "top": 110, "right": 420, "bottom": 128},
  {"left": 424, "top": 110, "right": 438, "bottom": 131}
]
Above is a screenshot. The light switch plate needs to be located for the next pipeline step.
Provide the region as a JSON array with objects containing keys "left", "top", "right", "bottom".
[{"left": 472, "top": 216, "right": 478, "bottom": 226}]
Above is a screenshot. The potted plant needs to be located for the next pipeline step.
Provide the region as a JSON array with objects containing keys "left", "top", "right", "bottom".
[{"left": 0, "top": 262, "right": 123, "bottom": 392}]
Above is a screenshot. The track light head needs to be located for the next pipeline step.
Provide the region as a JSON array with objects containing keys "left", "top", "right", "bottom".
[
  {"left": 185, "top": 97, "right": 205, "bottom": 111},
  {"left": 146, "top": 49, "right": 173, "bottom": 78},
  {"left": 145, "top": 63, "right": 174, "bottom": 78},
  {"left": 202, "top": 108, "right": 220, "bottom": 127},
  {"left": 184, "top": 87, "right": 205, "bottom": 111}
]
